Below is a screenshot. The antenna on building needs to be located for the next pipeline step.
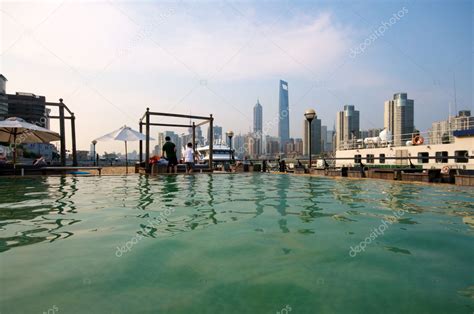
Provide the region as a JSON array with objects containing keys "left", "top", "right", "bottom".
[{"left": 453, "top": 72, "right": 457, "bottom": 115}]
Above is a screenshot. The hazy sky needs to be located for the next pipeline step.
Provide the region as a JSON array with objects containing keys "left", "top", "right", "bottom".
[{"left": 1, "top": 0, "right": 472, "bottom": 153}]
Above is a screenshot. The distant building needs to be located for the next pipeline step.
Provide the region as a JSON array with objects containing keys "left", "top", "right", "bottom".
[
  {"left": 265, "top": 136, "right": 280, "bottom": 157},
  {"left": 430, "top": 110, "right": 474, "bottom": 144},
  {"left": 303, "top": 117, "right": 322, "bottom": 155},
  {"left": 0, "top": 74, "right": 7, "bottom": 120},
  {"left": 246, "top": 133, "right": 262, "bottom": 159},
  {"left": 384, "top": 93, "right": 414, "bottom": 146},
  {"left": 278, "top": 80, "right": 290, "bottom": 152},
  {"left": 208, "top": 125, "right": 223, "bottom": 143},
  {"left": 233, "top": 133, "right": 245, "bottom": 159},
  {"left": 294, "top": 138, "right": 303, "bottom": 155},
  {"left": 360, "top": 128, "right": 383, "bottom": 139},
  {"left": 325, "top": 128, "right": 335, "bottom": 152},
  {"left": 6, "top": 92, "right": 49, "bottom": 128},
  {"left": 253, "top": 99, "right": 263, "bottom": 134},
  {"left": 336, "top": 105, "right": 360, "bottom": 150}
]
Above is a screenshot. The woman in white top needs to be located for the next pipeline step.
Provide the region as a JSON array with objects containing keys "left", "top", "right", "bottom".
[{"left": 184, "top": 142, "right": 194, "bottom": 174}]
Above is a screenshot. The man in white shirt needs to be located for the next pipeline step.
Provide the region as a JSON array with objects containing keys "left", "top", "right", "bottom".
[{"left": 184, "top": 142, "right": 194, "bottom": 174}]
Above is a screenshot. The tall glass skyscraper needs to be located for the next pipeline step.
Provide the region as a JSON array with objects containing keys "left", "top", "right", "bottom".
[
  {"left": 278, "top": 80, "right": 289, "bottom": 152},
  {"left": 253, "top": 99, "right": 263, "bottom": 134}
]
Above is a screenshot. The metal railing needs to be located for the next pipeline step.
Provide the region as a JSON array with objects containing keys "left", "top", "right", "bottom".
[{"left": 337, "top": 120, "right": 474, "bottom": 151}]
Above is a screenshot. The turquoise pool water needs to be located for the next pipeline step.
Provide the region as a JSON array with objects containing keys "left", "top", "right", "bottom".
[{"left": 0, "top": 174, "right": 473, "bottom": 314}]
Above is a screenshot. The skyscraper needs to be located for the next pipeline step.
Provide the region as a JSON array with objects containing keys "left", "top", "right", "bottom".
[
  {"left": 336, "top": 105, "right": 360, "bottom": 150},
  {"left": 303, "top": 117, "right": 322, "bottom": 155},
  {"left": 278, "top": 80, "right": 289, "bottom": 152},
  {"left": 384, "top": 93, "right": 414, "bottom": 146},
  {"left": 253, "top": 99, "right": 263, "bottom": 134},
  {"left": 207, "top": 125, "right": 223, "bottom": 143},
  {"left": 0, "top": 74, "right": 7, "bottom": 120}
]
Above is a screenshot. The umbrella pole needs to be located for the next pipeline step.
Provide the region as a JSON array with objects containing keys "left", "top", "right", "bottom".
[
  {"left": 13, "top": 131, "right": 17, "bottom": 166},
  {"left": 125, "top": 141, "right": 128, "bottom": 174}
]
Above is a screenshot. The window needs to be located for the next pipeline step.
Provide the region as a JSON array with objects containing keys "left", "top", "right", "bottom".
[
  {"left": 354, "top": 154, "right": 362, "bottom": 164},
  {"left": 455, "top": 150, "right": 469, "bottom": 163},
  {"left": 379, "top": 154, "right": 386, "bottom": 164},
  {"left": 366, "top": 154, "right": 375, "bottom": 164},
  {"left": 418, "top": 152, "right": 429, "bottom": 164},
  {"left": 435, "top": 151, "right": 448, "bottom": 163}
]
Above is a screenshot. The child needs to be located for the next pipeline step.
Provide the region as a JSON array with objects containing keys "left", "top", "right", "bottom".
[{"left": 184, "top": 142, "right": 194, "bottom": 174}]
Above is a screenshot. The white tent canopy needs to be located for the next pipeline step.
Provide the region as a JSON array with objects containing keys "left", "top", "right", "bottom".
[{"left": 94, "top": 125, "right": 154, "bottom": 173}]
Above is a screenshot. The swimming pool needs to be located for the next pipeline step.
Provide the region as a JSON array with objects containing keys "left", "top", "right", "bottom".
[{"left": 0, "top": 174, "right": 473, "bottom": 313}]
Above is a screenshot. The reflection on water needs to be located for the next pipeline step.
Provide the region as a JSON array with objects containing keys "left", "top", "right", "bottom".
[
  {"left": 0, "top": 174, "right": 473, "bottom": 253},
  {"left": 0, "top": 174, "right": 473, "bottom": 313}
]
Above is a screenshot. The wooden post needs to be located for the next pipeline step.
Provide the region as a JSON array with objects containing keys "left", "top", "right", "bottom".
[
  {"left": 71, "top": 112, "right": 78, "bottom": 166},
  {"left": 145, "top": 108, "right": 150, "bottom": 173},
  {"left": 192, "top": 122, "right": 196, "bottom": 159},
  {"left": 59, "top": 98, "right": 66, "bottom": 166},
  {"left": 209, "top": 114, "right": 213, "bottom": 171},
  {"left": 139, "top": 121, "right": 143, "bottom": 163}
]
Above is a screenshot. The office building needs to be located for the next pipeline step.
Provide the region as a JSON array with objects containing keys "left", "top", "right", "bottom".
[
  {"left": 253, "top": 99, "right": 263, "bottom": 134},
  {"left": 0, "top": 74, "right": 7, "bottom": 120},
  {"left": 278, "top": 80, "right": 290, "bottom": 152},
  {"left": 336, "top": 105, "right": 360, "bottom": 150},
  {"left": 6, "top": 92, "right": 49, "bottom": 128},
  {"left": 430, "top": 110, "right": 474, "bottom": 144},
  {"left": 384, "top": 93, "right": 414, "bottom": 146},
  {"left": 208, "top": 125, "right": 222, "bottom": 143}
]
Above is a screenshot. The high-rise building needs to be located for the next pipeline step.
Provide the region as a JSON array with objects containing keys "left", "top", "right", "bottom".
[
  {"left": 294, "top": 138, "right": 303, "bottom": 155},
  {"left": 278, "top": 80, "right": 290, "bottom": 152},
  {"left": 253, "top": 99, "right": 263, "bottom": 134},
  {"left": 265, "top": 136, "right": 280, "bottom": 157},
  {"left": 0, "top": 74, "right": 8, "bottom": 120},
  {"left": 430, "top": 110, "right": 474, "bottom": 144},
  {"left": 384, "top": 93, "right": 414, "bottom": 146},
  {"left": 303, "top": 117, "right": 322, "bottom": 155},
  {"left": 208, "top": 125, "right": 222, "bottom": 143},
  {"left": 336, "top": 105, "right": 360, "bottom": 150},
  {"left": 233, "top": 133, "right": 245, "bottom": 159},
  {"left": 246, "top": 133, "right": 262, "bottom": 159},
  {"left": 6, "top": 92, "right": 49, "bottom": 128}
]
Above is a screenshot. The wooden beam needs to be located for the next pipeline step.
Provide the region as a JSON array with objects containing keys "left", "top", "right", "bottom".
[
  {"left": 147, "top": 123, "right": 192, "bottom": 128},
  {"left": 148, "top": 111, "right": 211, "bottom": 120}
]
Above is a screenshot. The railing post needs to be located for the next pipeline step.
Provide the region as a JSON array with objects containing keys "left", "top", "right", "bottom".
[
  {"left": 145, "top": 108, "right": 150, "bottom": 173},
  {"left": 139, "top": 120, "right": 143, "bottom": 163},
  {"left": 71, "top": 112, "right": 78, "bottom": 166},
  {"left": 59, "top": 98, "right": 66, "bottom": 166}
]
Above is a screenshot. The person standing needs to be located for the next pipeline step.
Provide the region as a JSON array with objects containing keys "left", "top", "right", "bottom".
[
  {"left": 184, "top": 142, "right": 194, "bottom": 174},
  {"left": 162, "top": 136, "right": 178, "bottom": 173}
]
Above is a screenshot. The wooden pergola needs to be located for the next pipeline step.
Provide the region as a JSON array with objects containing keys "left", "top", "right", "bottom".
[
  {"left": 45, "top": 98, "right": 77, "bottom": 166},
  {"left": 138, "top": 108, "right": 214, "bottom": 173}
]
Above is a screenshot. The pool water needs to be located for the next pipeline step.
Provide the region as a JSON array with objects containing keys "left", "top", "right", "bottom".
[{"left": 0, "top": 174, "right": 473, "bottom": 314}]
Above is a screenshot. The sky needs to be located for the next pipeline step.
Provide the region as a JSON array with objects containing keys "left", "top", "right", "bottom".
[{"left": 1, "top": 0, "right": 472, "bottom": 154}]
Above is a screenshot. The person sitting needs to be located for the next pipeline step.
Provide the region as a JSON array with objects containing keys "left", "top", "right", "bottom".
[
  {"left": 184, "top": 142, "right": 194, "bottom": 174},
  {"left": 33, "top": 155, "right": 47, "bottom": 167}
]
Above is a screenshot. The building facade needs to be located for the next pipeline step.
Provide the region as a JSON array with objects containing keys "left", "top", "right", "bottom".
[
  {"left": 0, "top": 75, "right": 7, "bottom": 120},
  {"left": 384, "top": 93, "right": 414, "bottom": 146},
  {"left": 7, "top": 92, "right": 49, "bottom": 127},
  {"left": 253, "top": 99, "right": 263, "bottom": 134},
  {"left": 336, "top": 105, "right": 360, "bottom": 150},
  {"left": 430, "top": 110, "right": 474, "bottom": 144},
  {"left": 278, "top": 80, "right": 290, "bottom": 152}
]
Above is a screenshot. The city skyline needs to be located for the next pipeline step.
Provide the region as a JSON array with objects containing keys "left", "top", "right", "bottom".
[{"left": 1, "top": 1, "right": 471, "bottom": 153}]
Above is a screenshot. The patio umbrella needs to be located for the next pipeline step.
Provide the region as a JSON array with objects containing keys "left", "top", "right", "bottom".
[
  {"left": 94, "top": 125, "right": 154, "bottom": 173},
  {"left": 0, "top": 117, "right": 61, "bottom": 164}
]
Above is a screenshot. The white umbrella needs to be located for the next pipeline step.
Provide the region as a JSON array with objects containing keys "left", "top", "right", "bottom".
[
  {"left": 0, "top": 117, "right": 60, "bottom": 164},
  {"left": 94, "top": 125, "right": 154, "bottom": 173}
]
